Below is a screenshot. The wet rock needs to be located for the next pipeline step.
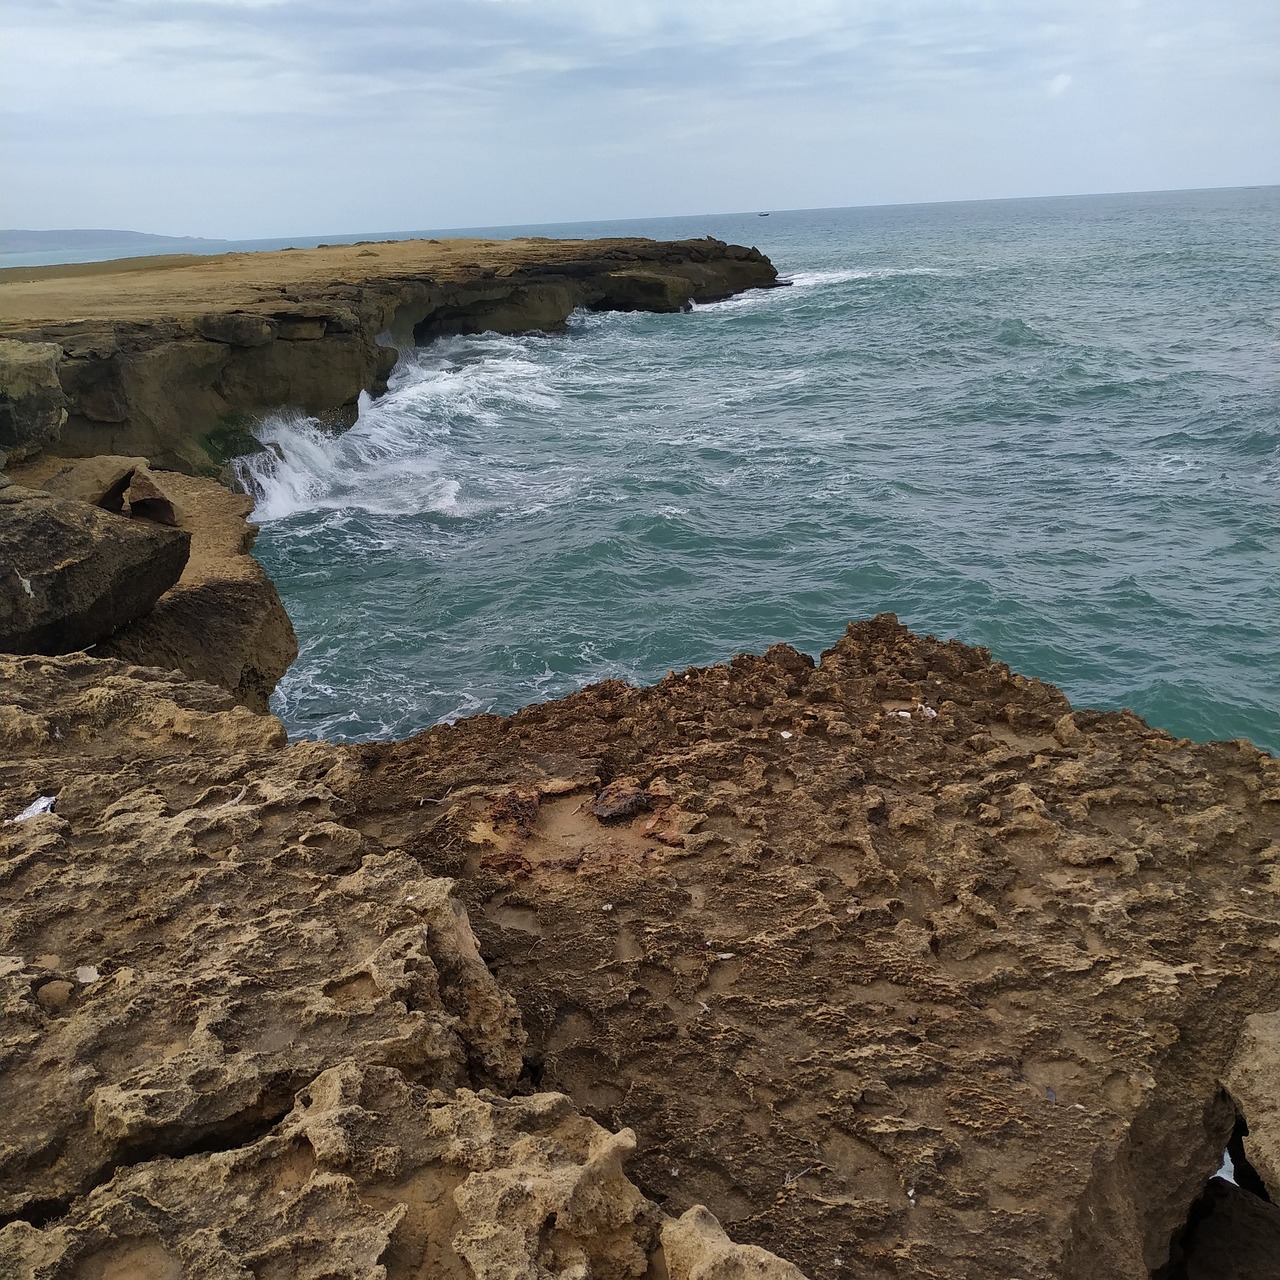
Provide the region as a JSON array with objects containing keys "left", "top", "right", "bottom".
[
  {"left": 0, "top": 485, "right": 190, "bottom": 653},
  {"left": 0, "top": 339, "right": 67, "bottom": 466}
]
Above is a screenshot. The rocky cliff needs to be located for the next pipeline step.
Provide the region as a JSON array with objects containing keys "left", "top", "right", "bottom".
[
  {"left": 0, "top": 237, "right": 778, "bottom": 473},
  {"left": 0, "top": 619, "right": 1276, "bottom": 1279}
]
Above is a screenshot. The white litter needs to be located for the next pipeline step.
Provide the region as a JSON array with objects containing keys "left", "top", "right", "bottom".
[
  {"left": 780, "top": 730, "right": 793, "bottom": 739},
  {"left": 18, "top": 575, "right": 34, "bottom": 599},
  {"left": 74, "top": 965, "right": 100, "bottom": 985},
  {"left": 8, "top": 796, "right": 55, "bottom": 823}
]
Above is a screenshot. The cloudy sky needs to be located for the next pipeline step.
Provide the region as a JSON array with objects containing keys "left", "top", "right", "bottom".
[{"left": 4, "top": 0, "right": 1276, "bottom": 237}]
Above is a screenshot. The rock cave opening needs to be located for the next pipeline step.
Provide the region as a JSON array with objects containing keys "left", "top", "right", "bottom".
[{"left": 1153, "top": 1112, "right": 1278, "bottom": 1280}]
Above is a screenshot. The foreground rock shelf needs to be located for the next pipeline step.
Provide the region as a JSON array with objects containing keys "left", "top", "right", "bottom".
[
  {"left": 1, "top": 617, "right": 1276, "bottom": 1278},
  {"left": 0, "top": 236, "right": 778, "bottom": 472}
]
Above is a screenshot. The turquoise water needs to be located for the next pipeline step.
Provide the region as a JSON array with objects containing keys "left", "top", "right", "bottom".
[{"left": 235, "top": 188, "right": 1280, "bottom": 752}]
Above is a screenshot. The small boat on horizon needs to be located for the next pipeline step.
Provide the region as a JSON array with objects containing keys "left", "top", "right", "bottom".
[{"left": 758, "top": 212, "right": 770, "bottom": 217}]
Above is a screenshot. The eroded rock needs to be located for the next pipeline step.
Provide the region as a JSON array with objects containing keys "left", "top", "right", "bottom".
[
  {"left": 0, "top": 339, "right": 67, "bottom": 466},
  {"left": 1225, "top": 1010, "right": 1280, "bottom": 1201},
  {"left": 0, "top": 485, "right": 189, "bottom": 653},
  {"left": 0, "top": 237, "right": 777, "bottom": 472},
  {"left": 0, "top": 1061, "right": 794, "bottom": 1280},
  {"left": 0, "top": 654, "right": 523, "bottom": 1219},
  {"left": 94, "top": 470, "right": 297, "bottom": 708},
  {"left": 350, "top": 614, "right": 1280, "bottom": 1280}
]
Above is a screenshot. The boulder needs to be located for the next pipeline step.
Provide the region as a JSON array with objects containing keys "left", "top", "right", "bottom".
[
  {"left": 0, "top": 485, "right": 189, "bottom": 653},
  {"left": 41, "top": 454, "right": 149, "bottom": 511},
  {"left": 95, "top": 471, "right": 297, "bottom": 710},
  {"left": 0, "top": 339, "right": 67, "bottom": 466},
  {"left": 124, "top": 464, "right": 181, "bottom": 525}
]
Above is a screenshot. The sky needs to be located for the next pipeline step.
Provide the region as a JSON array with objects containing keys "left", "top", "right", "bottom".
[{"left": 3, "top": 0, "right": 1277, "bottom": 238}]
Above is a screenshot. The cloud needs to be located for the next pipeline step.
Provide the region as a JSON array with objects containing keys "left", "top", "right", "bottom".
[{"left": 2, "top": 0, "right": 1276, "bottom": 235}]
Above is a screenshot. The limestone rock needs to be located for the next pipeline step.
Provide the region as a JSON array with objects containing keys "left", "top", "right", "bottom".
[
  {"left": 351, "top": 614, "right": 1280, "bottom": 1280},
  {"left": 195, "top": 311, "right": 278, "bottom": 347},
  {"left": 594, "top": 270, "right": 696, "bottom": 313},
  {"left": 0, "top": 339, "right": 67, "bottom": 465},
  {"left": 663, "top": 1206, "right": 810, "bottom": 1279},
  {"left": 0, "top": 485, "right": 190, "bottom": 653},
  {"left": 0, "top": 654, "right": 525, "bottom": 1220},
  {"left": 1168, "top": 1177, "right": 1280, "bottom": 1280},
  {"left": 1225, "top": 1010, "right": 1280, "bottom": 1200},
  {"left": 40, "top": 453, "right": 149, "bottom": 510},
  {"left": 94, "top": 470, "right": 297, "bottom": 709},
  {"left": 0, "top": 237, "right": 777, "bottom": 472},
  {"left": 124, "top": 464, "right": 182, "bottom": 524},
  {"left": 0, "top": 1062, "right": 798, "bottom": 1280}
]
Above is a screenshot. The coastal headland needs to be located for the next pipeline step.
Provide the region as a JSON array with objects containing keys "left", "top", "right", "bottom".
[
  {"left": 0, "top": 236, "right": 778, "bottom": 473},
  {"left": 1, "top": 237, "right": 1277, "bottom": 1279}
]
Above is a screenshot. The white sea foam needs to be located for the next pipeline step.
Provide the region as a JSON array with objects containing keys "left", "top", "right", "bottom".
[{"left": 233, "top": 334, "right": 561, "bottom": 523}]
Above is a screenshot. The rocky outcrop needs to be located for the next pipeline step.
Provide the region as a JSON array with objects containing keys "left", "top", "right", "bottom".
[
  {"left": 1, "top": 619, "right": 1275, "bottom": 1278},
  {"left": 0, "top": 340, "right": 67, "bottom": 467},
  {"left": 1160, "top": 1177, "right": 1280, "bottom": 1280},
  {"left": 94, "top": 468, "right": 297, "bottom": 710},
  {"left": 10, "top": 455, "right": 297, "bottom": 709},
  {"left": 0, "top": 483, "right": 189, "bottom": 652},
  {"left": 349, "top": 615, "right": 1280, "bottom": 1280},
  {"left": 0, "top": 653, "right": 799, "bottom": 1279},
  {"left": 0, "top": 237, "right": 778, "bottom": 473},
  {"left": 1224, "top": 1010, "right": 1280, "bottom": 1200}
]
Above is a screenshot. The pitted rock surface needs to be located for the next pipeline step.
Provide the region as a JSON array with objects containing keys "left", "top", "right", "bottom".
[
  {"left": 350, "top": 614, "right": 1280, "bottom": 1280},
  {"left": 1, "top": 1061, "right": 792, "bottom": 1280},
  {"left": 0, "top": 655, "right": 523, "bottom": 1221}
]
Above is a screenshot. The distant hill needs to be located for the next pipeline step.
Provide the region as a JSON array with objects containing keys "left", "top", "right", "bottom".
[{"left": 0, "top": 229, "right": 227, "bottom": 253}]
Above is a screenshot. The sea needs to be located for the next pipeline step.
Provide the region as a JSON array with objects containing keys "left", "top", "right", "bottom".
[{"left": 138, "top": 189, "right": 1280, "bottom": 750}]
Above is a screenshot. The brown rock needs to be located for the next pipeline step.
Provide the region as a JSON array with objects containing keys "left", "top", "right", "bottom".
[
  {"left": 95, "top": 470, "right": 297, "bottom": 709},
  {"left": 41, "top": 454, "right": 149, "bottom": 510},
  {"left": 663, "top": 1206, "right": 810, "bottom": 1279},
  {"left": 1165, "top": 1177, "right": 1280, "bottom": 1280},
  {"left": 1225, "top": 1010, "right": 1280, "bottom": 1200},
  {"left": 350, "top": 614, "right": 1280, "bottom": 1280},
  {"left": 0, "top": 656, "right": 799, "bottom": 1279},
  {"left": 0, "top": 338, "right": 67, "bottom": 466},
  {"left": 0, "top": 485, "right": 190, "bottom": 653},
  {"left": 594, "top": 778, "right": 651, "bottom": 821},
  {"left": 194, "top": 311, "right": 277, "bottom": 347},
  {"left": 0, "top": 237, "right": 777, "bottom": 472},
  {"left": 33, "top": 979, "right": 74, "bottom": 1014},
  {"left": 0, "top": 654, "right": 523, "bottom": 1220},
  {"left": 124, "top": 464, "right": 181, "bottom": 525}
]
